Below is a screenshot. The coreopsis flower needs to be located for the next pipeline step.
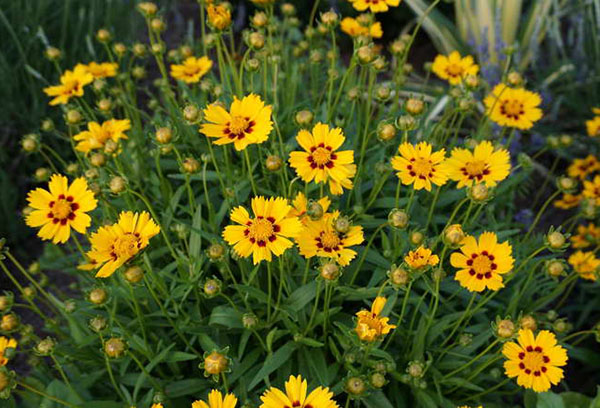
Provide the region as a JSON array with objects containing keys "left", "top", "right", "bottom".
[
  {"left": 431, "top": 51, "right": 479, "bottom": 85},
  {"left": 583, "top": 175, "right": 600, "bottom": 205},
  {"left": 404, "top": 246, "right": 439, "bottom": 270},
  {"left": 222, "top": 196, "right": 303, "bottom": 264},
  {"left": 348, "top": 0, "right": 400, "bottom": 13},
  {"left": 200, "top": 94, "right": 273, "bottom": 151},
  {"left": 444, "top": 141, "right": 510, "bottom": 188},
  {"left": 340, "top": 17, "right": 382, "bottom": 38},
  {"left": 260, "top": 375, "right": 339, "bottom": 408},
  {"left": 43, "top": 65, "right": 93, "bottom": 105},
  {"left": 297, "top": 212, "right": 364, "bottom": 266},
  {"left": 571, "top": 223, "right": 600, "bottom": 248},
  {"left": 502, "top": 329, "right": 567, "bottom": 392},
  {"left": 207, "top": 4, "right": 231, "bottom": 30},
  {"left": 451, "top": 232, "right": 514, "bottom": 292},
  {"left": 586, "top": 115, "right": 600, "bottom": 137},
  {"left": 355, "top": 297, "right": 396, "bottom": 342},
  {"left": 73, "top": 119, "right": 131, "bottom": 154},
  {"left": 288, "top": 123, "right": 357, "bottom": 195},
  {"left": 484, "top": 84, "right": 543, "bottom": 130},
  {"left": 553, "top": 193, "right": 582, "bottom": 210},
  {"left": 391, "top": 142, "right": 448, "bottom": 191},
  {"left": 170, "top": 56, "right": 213, "bottom": 83},
  {"left": 568, "top": 251, "right": 600, "bottom": 281},
  {"left": 80, "top": 62, "right": 118, "bottom": 79},
  {"left": 81, "top": 211, "right": 160, "bottom": 278},
  {"left": 192, "top": 390, "right": 238, "bottom": 408},
  {"left": 567, "top": 155, "right": 600, "bottom": 180},
  {"left": 0, "top": 337, "right": 17, "bottom": 366},
  {"left": 289, "top": 192, "right": 331, "bottom": 223},
  {"left": 25, "top": 174, "right": 97, "bottom": 244}
]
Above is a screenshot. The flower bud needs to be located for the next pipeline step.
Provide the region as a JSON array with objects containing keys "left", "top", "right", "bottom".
[
  {"left": 265, "top": 155, "right": 283, "bottom": 172},
  {"left": 520, "top": 315, "right": 537, "bottom": 331},
  {"left": 557, "top": 176, "right": 577, "bottom": 193},
  {"left": 21, "top": 134, "right": 39, "bottom": 153},
  {"left": 546, "top": 230, "right": 568, "bottom": 250},
  {"left": 390, "top": 39, "right": 407, "bottom": 55},
  {"left": 345, "top": 377, "right": 366, "bottom": 396},
  {"left": 245, "top": 58, "right": 260, "bottom": 72},
  {"left": 113, "top": 43, "right": 127, "bottom": 57},
  {"left": 388, "top": 209, "right": 409, "bottom": 229},
  {"left": 137, "top": 2, "right": 158, "bottom": 16},
  {"left": 320, "top": 10, "right": 338, "bottom": 27},
  {"left": 281, "top": 3, "right": 295, "bottom": 16},
  {"left": 203, "top": 351, "right": 228, "bottom": 375},
  {"left": 546, "top": 135, "right": 559, "bottom": 149},
  {"left": 407, "top": 361, "right": 424, "bottom": 378},
  {"left": 507, "top": 71, "right": 523, "bottom": 87},
  {"left": 66, "top": 109, "right": 83, "bottom": 125},
  {"left": 104, "top": 337, "right": 127, "bottom": 358},
  {"left": 347, "top": 87, "right": 360, "bottom": 101},
  {"left": 334, "top": 216, "right": 351, "bottom": 234},
  {"left": 252, "top": 11, "right": 268, "bottom": 27},
  {"left": 356, "top": 46, "right": 375, "bottom": 64},
  {"left": 388, "top": 265, "right": 409, "bottom": 286},
  {"left": 545, "top": 259, "right": 566, "bottom": 278},
  {"left": 45, "top": 46, "right": 62, "bottom": 61},
  {"left": 307, "top": 201, "right": 324, "bottom": 221},
  {"left": 320, "top": 262, "right": 340, "bottom": 281},
  {"left": 155, "top": 127, "right": 172, "bottom": 144},
  {"left": 409, "top": 231, "right": 425, "bottom": 246},
  {"left": 370, "top": 372, "right": 386, "bottom": 388},
  {"left": 182, "top": 157, "right": 200, "bottom": 174},
  {"left": 559, "top": 134, "right": 573, "bottom": 147},
  {"left": 248, "top": 32, "right": 265, "bottom": 49},
  {"left": 469, "top": 183, "right": 490, "bottom": 202},
  {"left": 443, "top": 224, "right": 465, "bottom": 247},
  {"left": 207, "top": 243, "right": 225, "bottom": 261},
  {"left": 0, "top": 294, "right": 13, "bottom": 312},
  {"left": 132, "top": 66, "right": 146, "bottom": 79},
  {"left": 1, "top": 313, "right": 19, "bottom": 332},
  {"left": 496, "top": 319, "right": 515, "bottom": 338},
  {"left": 150, "top": 18, "right": 166, "bottom": 32},
  {"left": 182, "top": 105, "right": 200, "bottom": 123},
  {"left": 203, "top": 278, "right": 221, "bottom": 297},
  {"left": 464, "top": 75, "right": 479, "bottom": 88},
  {"left": 35, "top": 337, "right": 56, "bottom": 356},
  {"left": 96, "top": 28, "right": 111, "bottom": 43},
  {"left": 63, "top": 300, "right": 76, "bottom": 313},
  {"left": 396, "top": 115, "right": 417, "bottom": 131},
  {"left": 23, "top": 286, "right": 35, "bottom": 300},
  {"left": 405, "top": 98, "right": 425, "bottom": 115},
  {"left": 132, "top": 43, "right": 147, "bottom": 57},
  {"left": 459, "top": 333, "right": 473, "bottom": 346},
  {"left": 151, "top": 43, "right": 164, "bottom": 54},
  {"left": 89, "top": 316, "right": 108, "bottom": 332},
  {"left": 34, "top": 167, "right": 50, "bottom": 182},
  {"left": 375, "top": 85, "right": 391, "bottom": 101},
  {"left": 377, "top": 123, "right": 396, "bottom": 142},
  {"left": 295, "top": 110, "right": 314, "bottom": 127},
  {"left": 372, "top": 56, "right": 387, "bottom": 71},
  {"left": 90, "top": 152, "right": 107, "bottom": 167},
  {"left": 242, "top": 313, "right": 258, "bottom": 329},
  {"left": 88, "top": 288, "right": 108, "bottom": 305},
  {"left": 109, "top": 176, "right": 127, "bottom": 194}
]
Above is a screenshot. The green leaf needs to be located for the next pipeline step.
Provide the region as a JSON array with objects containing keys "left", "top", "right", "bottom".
[
  {"left": 248, "top": 342, "right": 297, "bottom": 390},
  {"left": 209, "top": 306, "right": 244, "bottom": 329},
  {"left": 165, "top": 351, "right": 197, "bottom": 362},
  {"left": 164, "top": 379, "right": 207, "bottom": 398},
  {"left": 560, "top": 392, "right": 591, "bottom": 408},
  {"left": 283, "top": 281, "right": 317, "bottom": 313},
  {"left": 537, "top": 392, "right": 565, "bottom": 408},
  {"left": 188, "top": 204, "right": 203, "bottom": 259}
]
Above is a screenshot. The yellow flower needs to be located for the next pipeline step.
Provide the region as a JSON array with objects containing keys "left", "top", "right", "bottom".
[
  {"left": 586, "top": 115, "right": 600, "bottom": 137},
  {"left": 73, "top": 119, "right": 131, "bottom": 154},
  {"left": 444, "top": 141, "right": 510, "bottom": 188},
  {"left": 568, "top": 155, "right": 600, "bottom": 180},
  {"left": 355, "top": 297, "right": 396, "bottom": 342},
  {"left": 170, "top": 56, "right": 213, "bottom": 83},
  {"left": 484, "top": 84, "right": 543, "bottom": 130},
  {"left": 583, "top": 175, "right": 600, "bottom": 205},
  {"left": 207, "top": 4, "right": 231, "bottom": 30},
  {"left": 26, "top": 174, "right": 97, "bottom": 244},
  {"left": 251, "top": 0, "right": 276, "bottom": 6},
  {"left": 451, "top": 232, "right": 514, "bottom": 292},
  {"left": 43, "top": 65, "right": 93, "bottom": 105},
  {"left": 288, "top": 123, "right": 357, "bottom": 195},
  {"left": 431, "top": 51, "right": 479, "bottom": 85},
  {"left": 296, "top": 212, "right": 364, "bottom": 266},
  {"left": 391, "top": 142, "right": 447, "bottom": 191},
  {"left": 340, "top": 17, "right": 382, "bottom": 39},
  {"left": 502, "top": 329, "right": 567, "bottom": 393},
  {"left": 568, "top": 251, "right": 600, "bottom": 281},
  {"left": 348, "top": 0, "right": 400, "bottom": 13},
  {"left": 553, "top": 193, "right": 582, "bottom": 210},
  {"left": 260, "top": 375, "right": 339, "bottom": 408},
  {"left": 404, "top": 246, "right": 439, "bottom": 270},
  {"left": 151, "top": 405, "right": 163, "bottom": 408},
  {"left": 81, "top": 211, "right": 160, "bottom": 278},
  {"left": 289, "top": 192, "right": 331, "bottom": 223},
  {"left": 0, "top": 337, "right": 17, "bottom": 366},
  {"left": 200, "top": 94, "right": 273, "bottom": 151},
  {"left": 192, "top": 389, "right": 238, "bottom": 408},
  {"left": 80, "top": 62, "right": 118, "bottom": 79},
  {"left": 571, "top": 223, "right": 600, "bottom": 249},
  {"left": 222, "top": 196, "right": 303, "bottom": 264}
]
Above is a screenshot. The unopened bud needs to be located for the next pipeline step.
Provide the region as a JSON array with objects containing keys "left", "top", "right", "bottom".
[
  {"left": 104, "top": 338, "right": 127, "bottom": 358},
  {"left": 496, "top": 319, "right": 515, "bottom": 338},
  {"left": 45, "top": 47, "right": 62, "bottom": 61},
  {"left": 203, "top": 351, "right": 228, "bottom": 375},
  {"left": 88, "top": 288, "right": 108, "bottom": 305},
  {"left": 388, "top": 209, "right": 409, "bottom": 229},
  {"left": 265, "top": 155, "right": 283, "bottom": 171},
  {"left": 96, "top": 28, "right": 111, "bottom": 43},
  {"left": 207, "top": 243, "right": 225, "bottom": 261},
  {"left": 66, "top": 109, "right": 83, "bottom": 125},
  {"left": 155, "top": 127, "right": 172, "bottom": 144},
  {"left": 295, "top": 110, "right": 314, "bottom": 127},
  {"left": 182, "top": 157, "right": 200, "bottom": 174},
  {"left": 334, "top": 216, "right": 351, "bottom": 234},
  {"left": 405, "top": 98, "right": 425, "bottom": 115},
  {"left": 35, "top": 337, "right": 56, "bottom": 356},
  {"left": 90, "top": 152, "right": 107, "bottom": 167},
  {"left": 345, "top": 377, "right": 366, "bottom": 396},
  {"left": 520, "top": 315, "right": 537, "bottom": 331},
  {"left": 183, "top": 105, "right": 200, "bottom": 123},
  {"left": 320, "top": 263, "right": 340, "bottom": 281}
]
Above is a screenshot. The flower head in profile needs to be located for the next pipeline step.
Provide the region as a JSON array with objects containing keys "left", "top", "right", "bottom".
[
  {"left": 43, "top": 65, "right": 93, "bottom": 105},
  {"left": 451, "top": 232, "right": 514, "bottom": 292},
  {"left": 571, "top": 223, "right": 600, "bottom": 249},
  {"left": 444, "top": 141, "right": 510, "bottom": 188},
  {"left": 170, "top": 56, "right": 213, "bottom": 83},
  {"left": 73, "top": 119, "right": 131, "bottom": 154},
  {"left": 340, "top": 17, "right": 382, "bottom": 39},
  {"left": 391, "top": 142, "right": 447, "bottom": 191},
  {"left": 502, "top": 329, "right": 567, "bottom": 392},
  {"left": 431, "top": 51, "right": 479, "bottom": 85},
  {"left": 200, "top": 94, "right": 273, "bottom": 151},
  {"left": 586, "top": 113, "right": 600, "bottom": 137},
  {"left": 193, "top": 389, "right": 237, "bottom": 408},
  {"left": 260, "top": 375, "right": 339, "bottom": 408},
  {"left": 554, "top": 193, "right": 582, "bottom": 210},
  {"left": 297, "top": 212, "right": 364, "bottom": 266},
  {"left": 81, "top": 211, "right": 160, "bottom": 278},
  {"left": 207, "top": 4, "right": 232, "bottom": 30},
  {"left": 568, "top": 251, "right": 599, "bottom": 281},
  {"left": 0, "top": 337, "right": 17, "bottom": 366},
  {"left": 79, "top": 62, "right": 118, "bottom": 79},
  {"left": 289, "top": 123, "right": 357, "bottom": 195},
  {"left": 289, "top": 192, "right": 331, "bottom": 224},
  {"left": 222, "top": 196, "right": 302, "bottom": 264},
  {"left": 404, "top": 247, "right": 439, "bottom": 271},
  {"left": 583, "top": 175, "right": 600, "bottom": 205},
  {"left": 348, "top": 0, "right": 400, "bottom": 13},
  {"left": 567, "top": 155, "right": 600, "bottom": 180},
  {"left": 355, "top": 297, "right": 396, "bottom": 342},
  {"left": 26, "top": 174, "right": 97, "bottom": 244},
  {"left": 484, "top": 84, "right": 543, "bottom": 130}
]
